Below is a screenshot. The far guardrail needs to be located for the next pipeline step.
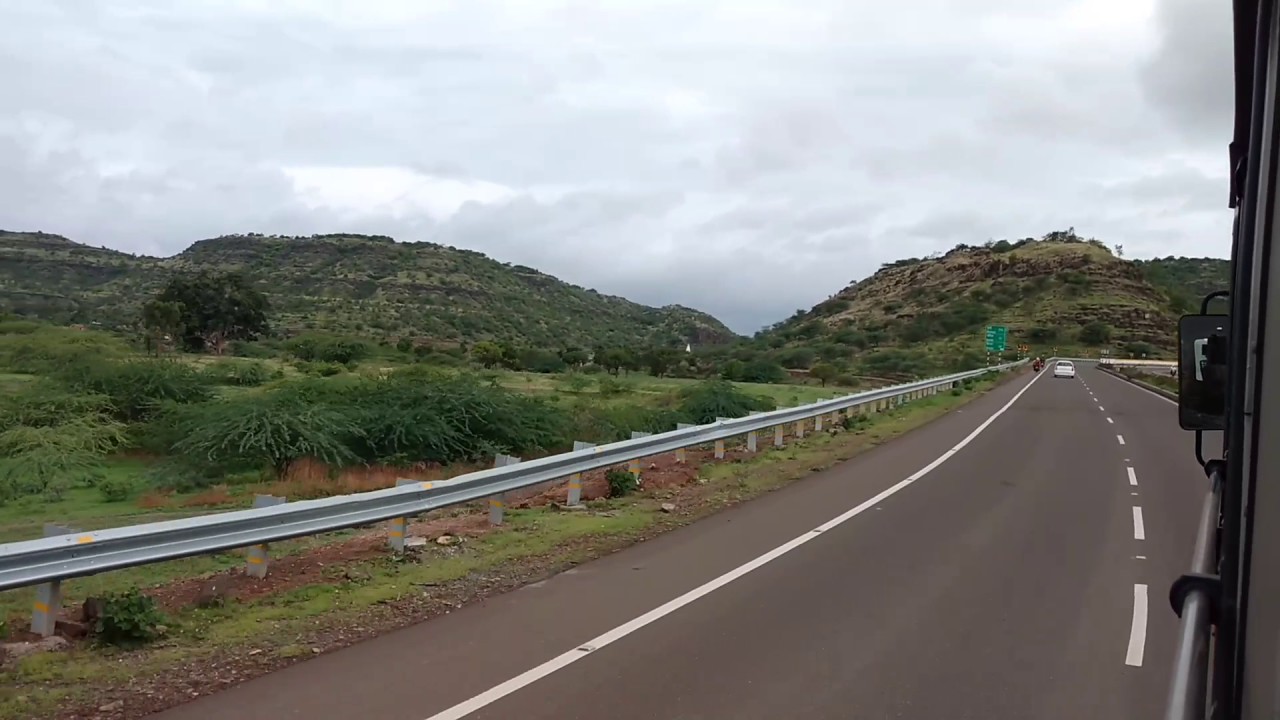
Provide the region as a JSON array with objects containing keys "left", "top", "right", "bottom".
[
  {"left": 1098, "top": 358, "right": 1177, "bottom": 368},
  {"left": 0, "top": 360, "right": 1025, "bottom": 632}
]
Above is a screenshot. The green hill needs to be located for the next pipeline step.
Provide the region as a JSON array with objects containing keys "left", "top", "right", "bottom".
[
  {"left": 754, "top": 233, "right": 1206, "bottom": 377},
  {"left": 0, "top": 231, "right": 738, "bottom": 349},
  {"left": 1134, "top": 256, "right": 1231, "bottom": 313}
]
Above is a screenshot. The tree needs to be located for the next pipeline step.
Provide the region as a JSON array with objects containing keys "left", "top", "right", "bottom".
[
  {"left": 596, "top": 347, "right": 633, "bottom": 375},
  {"left": 641, "top": 347, "right": 681, "bottom": 377},
  {"left": 810, "top": 362, "right": 839, "bottom": 387},
  {"left": 139, "top": 299, "right": 184, "bottom": 356},
  {"left": 154, "top": 271, "right": 270, "bottom": 354},
  {"left": 559, "top": 347, "right": 590, "bottom": 367},
  {"left": 471, "top": 341, "right": 506, "bottom": 369},
  {"left": 1079, "top": 321, "right": 1112, "bottom": 346}
]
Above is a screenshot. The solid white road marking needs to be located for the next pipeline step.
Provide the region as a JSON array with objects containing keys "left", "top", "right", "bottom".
[
  {"left": 1117, "top": 435, "right": 1126, "bottom": 445},
  {"left": 1127, "top": 467, "right": 1138, "bottom": 486},
  {"left": 420, "top": 369, "right": 1052, "bottom": 720},
  {"left": 1133, "top": 507, "right": 1146, "bottom": 540},
  {"left": 1127, "top": 584, "right": 1149, "bottom": 667},
  {"left": 1107, "top": 417, "right": 1115, "bottom": 424}
]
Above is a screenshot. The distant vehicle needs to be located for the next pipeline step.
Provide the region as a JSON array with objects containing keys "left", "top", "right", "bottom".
[{"left": 1053, "top": 361, "right": 1076, "bottom": 379}]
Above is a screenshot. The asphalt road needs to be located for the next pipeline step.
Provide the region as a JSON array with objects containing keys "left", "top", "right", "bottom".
[{"left": 155, "top": 362, "right": 1207, "bottom": 720}]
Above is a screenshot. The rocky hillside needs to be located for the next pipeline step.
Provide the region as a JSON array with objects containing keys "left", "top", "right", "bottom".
[
  {"left": 759, "top": 234, "right": 1197, "bottom": 375},
  {"left": 0, "top": 231, "right": 738, "bottom": 348}
]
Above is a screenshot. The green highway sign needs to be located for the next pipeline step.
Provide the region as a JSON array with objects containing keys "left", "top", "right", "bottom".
[{"left": 984, "top": 325, "right": 1008, "bottom": 353}]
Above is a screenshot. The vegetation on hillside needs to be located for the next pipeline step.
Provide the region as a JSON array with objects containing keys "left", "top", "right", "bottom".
[
  {"left": 0, "top": 230, "right": 738, "bottom": 350},
  {"left": 729, "top": 230, "right": 1209, "bottom": 378},
  {"left": 1134, "top": 256, "right": 1231, "bottom": 314}
]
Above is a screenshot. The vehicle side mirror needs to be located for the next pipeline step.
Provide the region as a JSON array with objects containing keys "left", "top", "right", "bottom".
[{"left": 1178, "top": 314, "right": 1229, "bottom": 431}]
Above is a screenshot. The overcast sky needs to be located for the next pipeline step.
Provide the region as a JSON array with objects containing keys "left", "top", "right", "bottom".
[{"left": 0, "top": 0, "right": 1234, "bottom": 333}]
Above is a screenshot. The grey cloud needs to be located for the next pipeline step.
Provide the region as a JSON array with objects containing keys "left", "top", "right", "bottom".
[
  {"left": 0, "top": 1, "right": 1239, "bottom": 333},
  {"left": 1140, "top": 0, "right": 1235, "bottom": 141}
]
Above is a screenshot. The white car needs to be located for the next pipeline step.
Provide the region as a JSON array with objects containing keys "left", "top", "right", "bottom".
[{"left": 1053, "top": 360, "right": 1077, "bottom": 379}]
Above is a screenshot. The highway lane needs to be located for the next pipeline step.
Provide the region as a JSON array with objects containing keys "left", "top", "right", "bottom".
[{"left": 154, "top": 364, "right": 1204, "bottom": 720}]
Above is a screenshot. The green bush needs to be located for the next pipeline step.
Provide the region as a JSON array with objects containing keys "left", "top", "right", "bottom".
[
  {"left": 294, "top": 360, "right": 346, "bottom": 377},
  {"left": 677, "top": 380, "right": 774, "bottom": 424},
  {"left": 606, "top": 468, "right": 638, "bottom": 498},
  {"left": 596, "top": 376, "right": 631, "bottom": 397},
  {"left": 1079, "top": 321, "right": 1112, "bottom": 345},
  {"left": 287, "top": 334, "right": 371, "bottom": 364},
  {"left": 164, "top": 390, "right": 359, "bottom": 482},
  {"left": 55, "top": 359, "right": 212, "bottom": 422},
  {"left": 0, "top": 327, "right": 128, "bottom": 374},
  {"left": 97, "top": 475, "right": 137, "bottom": 502},
  {"left": 0, "top": 383, "right": 128, "bottom": 502},
  {"left": 202, "top": 359, "right": 272, "bottom": 387},
  {"left": 94, "top": 589, "right": 165, "bottom": 647}
]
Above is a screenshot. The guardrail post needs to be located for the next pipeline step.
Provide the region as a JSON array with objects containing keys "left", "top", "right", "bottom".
[
  {"left": 713, "top": 418, "right": 728, "bottom": 458},
  {"left": 794, "top": 418, "right": 805, "bottom": 438},
  {"left": 674, "top": 423, "right": 695, "bottom": 463},
  {"left": 629, "top": 432, "right": 650, "bottom": 483},
  {"left": 814, "top": 413, "right": 823, "bottom": 432},
  {"left": 31, "top": 523, "right": 76, "bottom": 637},
  {"left": 387, "top": 479, "right": 421, "bottom": 552},
  {"left": 746, "top": 411, "right": 761, "bottom": 451},
  {"left": 489, "top": 454, "right": 520, "bottom": 525},
  {"left": 774, "top": 424, "right": 785, "bottom": 447},
  {"left": 246, "top": 495, "right": 286, "bottom": 578},
  {"left": 567, "top": 441, "right": 595, "bottom": 505}
]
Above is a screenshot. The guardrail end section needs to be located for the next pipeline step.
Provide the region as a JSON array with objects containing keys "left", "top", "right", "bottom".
[
  {"left": 31, "top": 523, "right": 78, "bottom": 637},
  {"left": 246, "top": 495, "right": 287, "bottom": 578}
]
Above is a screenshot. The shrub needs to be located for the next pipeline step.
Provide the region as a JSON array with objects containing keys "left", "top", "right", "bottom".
[
  {"left": 202, "top": 359, "right": 272, "bottom": 387},
  {"left": 606, "top": 468, "right": 638, "bottom": 498},
  {"left": 165, "top": 391, "right": 360, "bottom": 481},
  {"left": 0, "top": 384, "right": 128, "bottom": 502},
  {"left": 0, "top": 327, "right": 128, "bottom": 374},
  {"left": 1079, "top": 322, "right": 1112, "bottom": 345},
  {"left": 596, "top": 376, "right": 631, "bottom": 397},
  {"left": 55, "top": 359, "right": 212, "bottom": 422},
  {"left": 287, "top": 334, "right": 371, "bottom": 364},
  {"left": 98, "top": 475, "right": 137, "bottom": 502},
  {"left": 94, "top": 589, "right": 165, "bottom": 647},
  {"left": 677, "top": 380, "right": 774, "bottom": 424}
]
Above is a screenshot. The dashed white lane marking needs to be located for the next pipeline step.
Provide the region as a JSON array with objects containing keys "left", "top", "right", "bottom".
[
  {"left": 1127, "top": 584, "right": 1149, "bottom": 667},
  {"left": 419, "top": 359, "right": 1052, "bottom": 720},
  {"left": 1135, "top": 555, "right": 1147, "bottom": 560},
  {"left": 1127, "top": 467, "right": 1138, "bottom": 486},
  {"left": 1107, "top": 417, "right": 1115, "bottom": 424},
  {"left": 1133, "top": 507, "right": 1146, "bottom": 541},
  {"left": 1117, "top": 434, "right": 1126, "bottom": 445},
  {"left": 1099, "top": 405, "right": 1105, "bottom": 411}
]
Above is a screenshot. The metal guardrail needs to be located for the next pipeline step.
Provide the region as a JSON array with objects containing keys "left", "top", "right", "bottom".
[
  {"left": 0, "top": 361, "right": 1023, "bottom": 593},
  {"left": 1098, "top": 358, "right": 1177, "bottom": 368},
  {"left": 1164, "top": 465, "right": 1222, "bottom": 720}
]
